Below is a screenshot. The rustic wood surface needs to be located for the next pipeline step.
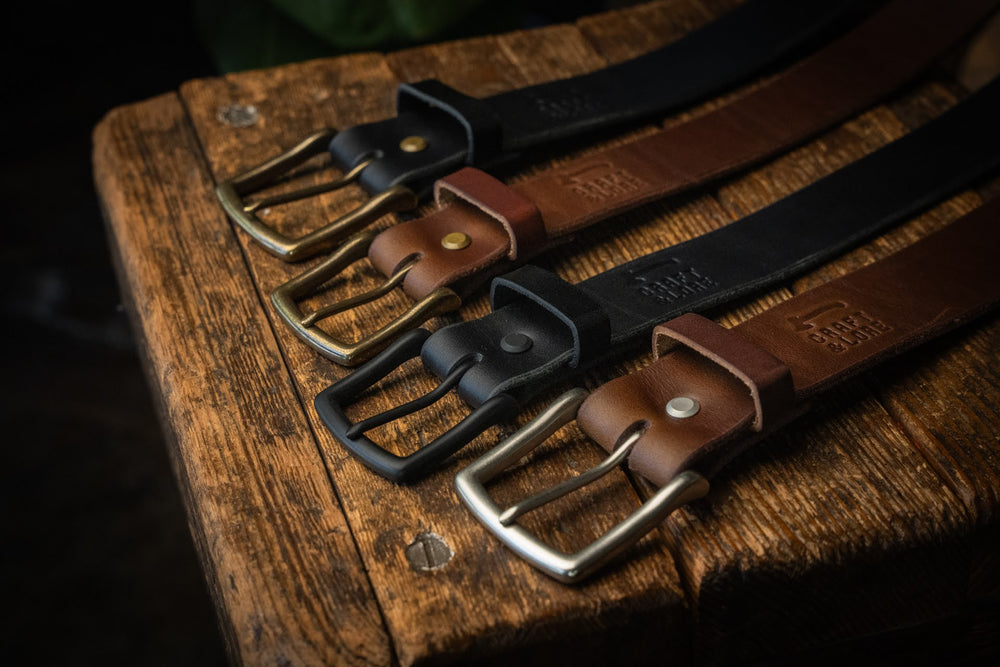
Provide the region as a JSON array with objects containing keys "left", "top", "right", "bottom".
[{"left": 93, "top": 0, "right": 999, "bottom": 664}]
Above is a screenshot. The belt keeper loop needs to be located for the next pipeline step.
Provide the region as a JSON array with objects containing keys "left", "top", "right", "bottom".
[
  {"left": 435, "top": 168, "right": 547, "bottom": 260},
  {"left": 653, "top": 313, "right": 795, "bottom": 432}
]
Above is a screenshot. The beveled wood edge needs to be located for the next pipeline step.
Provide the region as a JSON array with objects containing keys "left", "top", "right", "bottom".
[{"left": 92, "top": 93, "right": 396, "bottom": 666}]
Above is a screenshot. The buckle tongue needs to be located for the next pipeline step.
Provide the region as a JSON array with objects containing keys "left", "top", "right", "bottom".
[
  {"left": 314, "top": 329, "right": 519, "bottom": 483},
  {"left": 271, "top": 232, "right": 462, "bottom": 366},
  {"left": 216, "top": 129, "right": 419, "bottom": 261},
  {"left": 456, "top": 388, "right": 709, "bottom": 583}
]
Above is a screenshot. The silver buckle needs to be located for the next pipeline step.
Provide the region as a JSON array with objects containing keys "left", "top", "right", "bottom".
[{"left": 456, "top": 388, "right": 709, "bottom": 582}]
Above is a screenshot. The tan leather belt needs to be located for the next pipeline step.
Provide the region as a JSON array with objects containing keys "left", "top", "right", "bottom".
[
  {"left": 457, "top": 196, "right": 1000, "bottom": 582},
  {"left": 274, "top": 0, "right": 1000, "bottom": 365}
]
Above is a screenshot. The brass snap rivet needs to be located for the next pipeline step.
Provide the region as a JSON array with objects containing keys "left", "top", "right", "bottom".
[
  {"left": 400, "top": 135, "right": 428, "bottom": 152},
  {"left": 441, "top": 232, "right": 471, "bottom": 250},
  {"left": 666, "top": 397, "right": 700, "bottom": 419}
]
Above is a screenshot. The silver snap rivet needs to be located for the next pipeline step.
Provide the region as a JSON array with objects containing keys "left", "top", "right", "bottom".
[
  {"left": 666, "top": 396, "right": 700, "bottom": 419},
  {"left": 500, "top": 332, "right": 533, "bottom": 354}
]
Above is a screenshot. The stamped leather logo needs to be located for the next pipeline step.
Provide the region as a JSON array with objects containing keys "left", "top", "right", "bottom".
[
  {"left": 624, "top": 257, "right": 716, "bottom": 305},
  {"left": 788, "top": 301, "right": 892, "bottom": 353},
  {"left": 530, "top": 88, "right": 600, "bottom": 120},
  {"left": 558, "top": 161, "right": 648, "bottom": 203}
]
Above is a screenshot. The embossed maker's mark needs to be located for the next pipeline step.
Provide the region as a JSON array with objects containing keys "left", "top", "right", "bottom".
[
  {"left": 788, "top": 302, "right": 893, "bottom": 354},
  {"left": 624, "top": 257, "right": 716, "bottom": 305},
  {"left": 527, "top": 87, "right": 600, "bottom": 120},
  {"left": 557, "top": 161, "right": 648, "bottom": 203}
]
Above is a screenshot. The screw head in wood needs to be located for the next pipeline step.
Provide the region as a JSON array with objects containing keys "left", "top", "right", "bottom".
[
  {"left": 441, "top": 232, "right": 471, "bottom": 250},
  {"left": 666, "top": 396, "right": 700, "bottom": 419},
  {"left": 400, "top": 135, "right": 428, "bottom": 152}
]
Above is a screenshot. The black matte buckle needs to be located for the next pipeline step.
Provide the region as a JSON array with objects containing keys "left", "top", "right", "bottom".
[{"left": 315, "top": 329, "right": 519, "bottom": 483}]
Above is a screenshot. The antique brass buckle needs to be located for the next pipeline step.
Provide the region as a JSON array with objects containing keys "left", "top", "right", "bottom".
[
  {"left": 271, "top": 231, "right": 462, "bottom": 366},
  {"left": 314, "top": 329, "right": 520, "bottom": 482},
  {"left": 456, "top": 388, "right": 709, "bottom": 582},
  {"left": 216, "top": 130, "right": 419, "bottom": 261}
]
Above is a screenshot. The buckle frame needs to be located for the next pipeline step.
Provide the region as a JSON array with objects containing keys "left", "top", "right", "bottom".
[
  {"left": 314, "top": 329, "right": 519, "bottom": 483},
  {"left": 271, "top": 232, "right": 462, "bottom": 366},
  {"left": 456, "top": 388, "right": 709, "bottom": 583},
  {"left": 216, "top": 129, "right": 419, "bottom": 261}
]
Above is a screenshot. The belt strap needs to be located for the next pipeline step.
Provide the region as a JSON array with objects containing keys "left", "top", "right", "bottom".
[
  {"left": 459, "top": 196, "right": 1000, "bottom": 581},
  {"left": 288, "top": 0, "right": 997, "bottom": 363},
  {"left": 587, "top": 195, "right": 1000, "bottom": 485},
  {"left": 223, "top": 0, "right": 868, "bottom": 261},
  {"left": 316, "top": 76, "right": 1000, "bottom": 482},
  {"left": 334, "top": 0, "right": 867, "bottom": 195},
  {"left": 369, "top": 0, "right": 998, "bottom": 293}
]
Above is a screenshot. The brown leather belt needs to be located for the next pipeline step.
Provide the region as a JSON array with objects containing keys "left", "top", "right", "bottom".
[
  {"left": 457, "top": 196, "right": 1000, "bottom": 582},
  {"left": 273, "top": 0, "right": 1000, "bottom": 365}
]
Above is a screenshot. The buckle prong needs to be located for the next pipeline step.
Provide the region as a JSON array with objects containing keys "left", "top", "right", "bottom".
[
  {"left": 315, "top": 329, "right": 520, "bottom": 482},
  {"left": 345, "top": 357, "right": 477, "bottom": 438},
  {"left": 216, "top": 129, "right": 419, "bottom": 261},
  {"left": 498, "top": 428, "right": 643, "bottom": 527},
  {"left": 271, "top": 233, "right": 461, "bottom": 366},
  {"left": 456, "top": 388, "right": 710, "bottom": 582}
]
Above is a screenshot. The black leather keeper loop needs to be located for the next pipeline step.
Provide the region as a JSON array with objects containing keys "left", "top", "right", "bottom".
[
  {"left": 490, "top": 265, "right": 611, "bottom": 368},
  {"left": 397, "top": 80, "right": 504, "bottom": 164}
]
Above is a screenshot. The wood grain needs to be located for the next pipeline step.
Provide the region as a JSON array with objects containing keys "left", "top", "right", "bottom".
[
  {"left": 93, "top": 1, "right": 1000, "bottom": 664},
  {"left": 93, "top": 94, "right": 392, "bottom": 665}
]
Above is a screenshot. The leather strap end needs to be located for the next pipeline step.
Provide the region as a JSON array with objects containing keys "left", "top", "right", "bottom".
[
  {"left": 434, "top": 167, "right": 547, "bottom": 260},
  {"left": 653, "top": 313, "right": 795, "bottom": 432}
]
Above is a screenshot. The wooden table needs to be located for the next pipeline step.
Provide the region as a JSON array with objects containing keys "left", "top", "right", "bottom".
[{"left": 92, "top": 1, "right": 1000, "bottom": 664}]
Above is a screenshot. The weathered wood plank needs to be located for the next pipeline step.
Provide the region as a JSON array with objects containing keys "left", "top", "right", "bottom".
[
  {"left": 96, "top": 1, "right": 1000, "bottom": 664},
  {"left": 180, "top": 18, "right": 696, "bottom": 667},
  {"left": 93, "top": 93, "right": 392, "bottom": 666}
]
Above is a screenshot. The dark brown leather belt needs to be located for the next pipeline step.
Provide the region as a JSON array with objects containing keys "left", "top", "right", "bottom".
[
  {"left": 457, "top": 196, "right": 1000, "bottom": 582},
  {"left": 217, "top": 0, "right": 869, "bottom": 261},
  {"left": 274, "top": 0, "right": 1000, "bottom": 365}
]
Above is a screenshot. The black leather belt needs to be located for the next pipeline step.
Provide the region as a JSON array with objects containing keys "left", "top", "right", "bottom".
[
  {"left": 315, "top": 77, "right": 1000, "bottom": 482},
  {"left": 215, "top": 0, "right": 869, "bottom": 260}
]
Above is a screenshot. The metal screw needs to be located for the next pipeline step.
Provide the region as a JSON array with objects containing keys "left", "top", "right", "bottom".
[
  {"left": 400, "top": 135, "right": 429, "bottom": 152},
  {"left": 666, "top": 397, "right": 700, "bottom": 419},
  {"left": 500, "top": 332, "right": 533, "bottom": 354},
  {"left": 441, "top": 232, "right": 471, "bottom": 250}
]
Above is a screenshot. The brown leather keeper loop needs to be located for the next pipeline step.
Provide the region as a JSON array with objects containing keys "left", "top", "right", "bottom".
[
  {"left": 653, "top": 313, "right": 795, "bottom": 432},
  {"left": 434, "top": 167, "right": 547, "bottom": 260}
]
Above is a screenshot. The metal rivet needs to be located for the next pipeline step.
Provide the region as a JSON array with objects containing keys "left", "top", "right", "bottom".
[
  {"left": 500, "top": 332, "right": 533, "bottom": 354},
  {"left": 666, "top": 397, "right": 700, "bottom": 419},
  {"left": 404, "top": 531, "right": 453, "bottom": 572},
  {"left": 400, "top": 135, "right": 428, "bottom": 152},
  {"left": 441, "top": 232, "right": 471, "bottom": 250}
]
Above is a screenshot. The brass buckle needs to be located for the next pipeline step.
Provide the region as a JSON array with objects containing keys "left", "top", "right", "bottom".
[
  {"left": 271, "top": 231, "right": 462, "bottom": 366},
  {"left": 456, "top": 388, "right": 710, "bottom": 582},
  {"left": 216, "top": 130, "right": 419, "bottom": 261}
]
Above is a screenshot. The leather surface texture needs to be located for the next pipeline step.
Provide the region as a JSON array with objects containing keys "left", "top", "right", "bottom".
[{"left": 577, "top": 197, "right": 1000, "bottom": 487}]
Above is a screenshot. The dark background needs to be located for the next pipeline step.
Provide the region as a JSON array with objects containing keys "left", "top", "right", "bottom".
[{"left": 0, "top": 2, "right": 607, "bottom": 664}]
